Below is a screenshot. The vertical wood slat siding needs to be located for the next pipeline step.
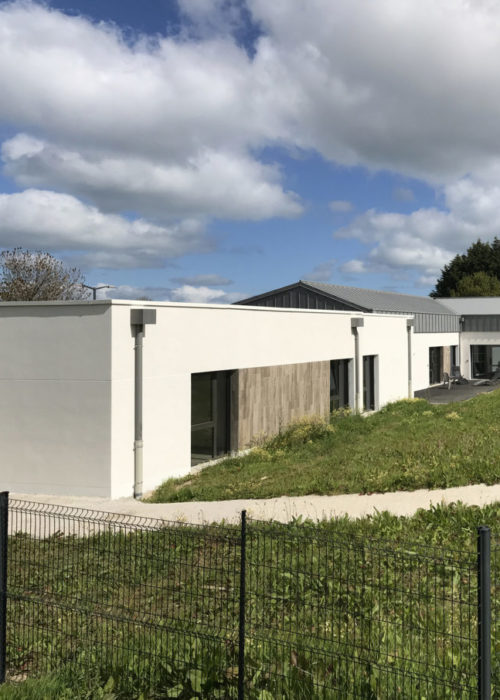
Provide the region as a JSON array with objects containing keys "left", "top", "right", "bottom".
[
  {"left": 442, "top": 346, "right": 451, "bottom": 376},
  {"left": 237, "top": 360, "right": 330, "bottom": 449}
]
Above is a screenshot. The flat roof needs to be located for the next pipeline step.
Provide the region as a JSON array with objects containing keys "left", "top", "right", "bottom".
[{"left": 0, "top": 298, "right": 411, "bottom": 318}]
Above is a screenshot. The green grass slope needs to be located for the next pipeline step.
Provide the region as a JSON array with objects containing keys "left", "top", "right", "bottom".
[{"left": 149, "top": 392, "right": 500, "bottom": 503}]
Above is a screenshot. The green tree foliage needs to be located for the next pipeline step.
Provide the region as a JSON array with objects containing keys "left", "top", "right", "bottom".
[
  {"left": 0, "top": 248, "right": 89, "bottom": 301},
  {"left": 431, "top": 238, "right": 500, "bottom": 297},
  {"left": 450, "top": 270, "right": 500, "bottom": 297}
]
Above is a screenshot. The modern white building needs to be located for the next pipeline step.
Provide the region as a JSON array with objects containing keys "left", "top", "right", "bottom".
[
  {"left": 1, "top": 300, "right": 411, "bottom": 498},
  {"left": 1, "top": 286, "right": 499, "bottom": 499}
]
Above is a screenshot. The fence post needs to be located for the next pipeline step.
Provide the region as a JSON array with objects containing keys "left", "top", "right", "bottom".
[
  {"left": 0, "top": 492, "right": 8, "bottom": 685},
  {"left": 478, "top": 526, "right": 491, "bottom": 700},
  {"left": 238, "top": 510, "right": 247, "bottom": 700}
]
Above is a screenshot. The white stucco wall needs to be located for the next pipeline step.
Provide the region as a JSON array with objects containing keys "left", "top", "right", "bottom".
[
  {"left": 411, "top": 331, "right": 460, "bottom": 391},
  {"left": 0, "top": 303, "right": 112, "bottom": 496},
  {"left": 460, "top": 332, "right": 500, "bottom": 379},
  {"left": 109, "top": 303, "right": 411, "bottom": 497},
  {"left": 0, "top": 301, "right": 414, "bottom": 499}
]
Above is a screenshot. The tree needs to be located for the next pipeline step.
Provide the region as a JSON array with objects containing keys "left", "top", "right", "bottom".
[
  {"left": 450, "top": 271, "right": 500, "bottom": 297},
  {"left": 0, "top": 248, "right": 90, "bottom": 301},
  {"left": 431, "top": 238, "right": 500, "bottom": 297}
]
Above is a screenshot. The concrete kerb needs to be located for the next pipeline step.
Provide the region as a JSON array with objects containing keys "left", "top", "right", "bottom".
[{"left": 9, "top": 483, "right": 500, "bottom": 534}]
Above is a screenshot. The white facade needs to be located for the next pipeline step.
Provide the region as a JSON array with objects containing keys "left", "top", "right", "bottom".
[
  {"left": 411, "top": 331, "right": 460, "bottom": 391},
  {"left": 0, "top": 303, "right": 113, "bottom": 497},
  {"left": 0, "top": 301, "right": 411, "bottom": 498},
  {"left": 460, "top": 332, "right": 500, "bottom": 379}
]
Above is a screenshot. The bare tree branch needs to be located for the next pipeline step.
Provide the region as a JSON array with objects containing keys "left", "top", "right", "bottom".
[{"left": 0, "top": 249, "right": 90, "bottom": 301}]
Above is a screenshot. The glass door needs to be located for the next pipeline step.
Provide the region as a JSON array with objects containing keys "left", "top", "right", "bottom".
[
  {"left": 191, "top": 371, "right": 232, "bottom": 466},
  {"left": 330, "top": 359, "right": 350, "bottom": 411},
  {"left": 363, "top": 355, "right": 375, "bottom": 411},
  {"left": 429, "top": 347, "right": 442, "bottom": 384}
]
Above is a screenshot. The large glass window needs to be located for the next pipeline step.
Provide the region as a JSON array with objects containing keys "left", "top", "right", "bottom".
[
  {"left": 363, "top": 355, "right": 376, "bottom": 411},
  {"left": 470, "top": 345, "right": 500, "bottom": 378},
  {"left": 191, "top": 371, "right": 233, "bottom": 466},
  {"left": 330, "top": 359, "right": 350, "bottom": 411}
]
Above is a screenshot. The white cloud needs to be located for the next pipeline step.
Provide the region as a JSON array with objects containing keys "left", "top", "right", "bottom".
[
  {"left": 0, "top": 1, "right": 302, "bottom": 227},
  {"left": 336, "top": 176, "right": 500, "bottom": 280},
  {"left": 248, "top": 0, "right": 500, "bottom": 182},
  {"left": 305, "top": 259, "right": 335, "bottom": 282},
  {"left": 178, "top": 0, "right": 249, "bottom": 38},
  {"left": 329, "top": 200, "right": 353, "bottom": 213},
  {"left": 98, "top": 282, "right": 245, "bottom": 303},
  {"left": 340, "top": 259, "right": 366, "bottom": 275},
  {"left": 170, "top": 284, "right": 244, "bottom": 303},
  {"left": 0, "top": 189, "right": 208, "bottom": 268},
  {"left": 4, "top": 0, "right": 500, "bottom": 189},
  {"left": 2, "top": 135, "right": 302, "bottom": 220},
  {"left": 5, "top": 1, "right": 500, "bottom": 275}
]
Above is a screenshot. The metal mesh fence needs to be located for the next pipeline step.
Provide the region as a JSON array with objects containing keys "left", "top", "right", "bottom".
[
  {"left": 0, "top": 497, "right": 496, "bottom": 698},
  {"left": 245, "top": 519, "right": 478, "bottom": 699},
  {"left": 6, "top": 499, "right": 241, "bottom": 697}
]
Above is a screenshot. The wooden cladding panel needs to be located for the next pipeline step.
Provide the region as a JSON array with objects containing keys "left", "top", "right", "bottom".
[
  {"left": 237, "top": 360, "right": 330, "bottom": 449},
  {"left": 442, "top": 346, "right": 451, "bottom": 376}
]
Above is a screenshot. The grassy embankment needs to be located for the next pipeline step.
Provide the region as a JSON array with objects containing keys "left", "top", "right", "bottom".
[
  {"left": 2, "top": 502, "right": 500, "bottom": 698},
  {"left": 148, "top": 391, "right": 500, "bottom": 503}
]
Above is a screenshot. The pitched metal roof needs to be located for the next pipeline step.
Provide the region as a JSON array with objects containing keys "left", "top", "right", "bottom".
[{"left": 302, "top": 281, "right": 453, "bottom": 315}]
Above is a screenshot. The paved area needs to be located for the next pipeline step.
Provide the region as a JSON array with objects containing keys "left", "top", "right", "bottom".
[
  {"left": 415, "top": 382, "right": 499, "bottom": 404},
  {"left": 11, "top": 482, "right": 500, "bottom": 526}
]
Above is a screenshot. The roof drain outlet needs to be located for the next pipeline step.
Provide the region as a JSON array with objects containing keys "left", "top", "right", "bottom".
[{"left": 130, "top": 309, "right": 157, "bottom": 499}]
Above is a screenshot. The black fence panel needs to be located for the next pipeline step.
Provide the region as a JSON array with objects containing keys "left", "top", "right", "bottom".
[
  {"left": 492, "top": 535, "right": 500, "bottom": 699},
  {"left": 0, "top": 496, "right": 497, "bottom": 698},
  {"left": 5, "top": 498, "right": 241, "bottom": 698},
  {"left": 245, "top": 519, "right": 478, "bottom": 699}
]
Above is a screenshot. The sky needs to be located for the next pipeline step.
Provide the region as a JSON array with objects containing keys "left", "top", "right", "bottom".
[{"left": 2, "top": 1, "right": 500, "bottom": 302}]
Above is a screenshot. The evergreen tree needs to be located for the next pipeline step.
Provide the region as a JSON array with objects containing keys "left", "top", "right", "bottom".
[{"left": 431, "top": 238, "right": 500, "bottom": 297}]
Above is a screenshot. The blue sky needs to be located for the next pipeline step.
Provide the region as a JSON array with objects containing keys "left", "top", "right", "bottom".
[{"left": 1, "top": 0, "right": 500, "bottom": 301}]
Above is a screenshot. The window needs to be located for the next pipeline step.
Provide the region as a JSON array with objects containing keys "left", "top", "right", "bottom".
[
  {"left": 451, "top": 345, "right": 458, "bottom": 368},
  {"left": 429, "top": 347, "right": 442, "bottom": 385},
  {"left": 363, "top": 355, "right": 376, "bottom": 411},
  {"left": 470, "top": 345, "right": 500, "bottom": 378},
  {"left": 191, "top": 371, "right": 233, "bottom": 466},
  {"left": 330, "top": 359, "right": 350, "bottom": 411}
]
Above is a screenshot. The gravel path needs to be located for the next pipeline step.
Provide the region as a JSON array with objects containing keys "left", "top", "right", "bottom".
[{"left": 11, "top": 482, "right": 500, "bottom": 525}]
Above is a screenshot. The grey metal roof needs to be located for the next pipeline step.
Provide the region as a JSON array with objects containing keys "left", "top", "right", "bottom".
[
  {"left": 302, "top": 281, "right": 453, "bottom": 315},
  {"left": 435, "top": 297, "right": 500, "bottom": 315}
]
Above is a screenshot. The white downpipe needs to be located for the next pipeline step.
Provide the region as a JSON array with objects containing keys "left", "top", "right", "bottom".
[
  {"left": 407, "top": 319, "right": 414, "bottom": 398},
  {"left": 134, "top": 324, "right": 144, "bottom": 499}
]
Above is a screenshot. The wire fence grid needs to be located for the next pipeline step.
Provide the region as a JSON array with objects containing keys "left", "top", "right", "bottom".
[{"left": 0, "top": 492, "right": 498, "bottom": 699}]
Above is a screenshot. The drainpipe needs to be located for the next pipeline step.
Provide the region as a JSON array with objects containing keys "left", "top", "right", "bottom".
[
  {"left": 130, "top": 309, "right": 156, "bottom": 499},
  {"left": 351, "top": 318, "right": 364, "bottom": 413},
  {"left": 407, "top": 319, "right": 414, "bottom": 398}
]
